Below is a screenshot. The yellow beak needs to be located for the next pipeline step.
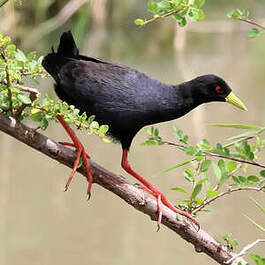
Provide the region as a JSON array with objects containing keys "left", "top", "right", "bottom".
[{"left": 225, "top": 92, "right": 248, "bottom": 111}]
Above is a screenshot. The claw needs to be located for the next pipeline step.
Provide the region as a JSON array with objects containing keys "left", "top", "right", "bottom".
[{"left": 87, "top": 193, "right": 91, "bottom": 201}]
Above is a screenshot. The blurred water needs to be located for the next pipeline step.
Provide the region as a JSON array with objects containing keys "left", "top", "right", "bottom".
[{"left": 1, "top": 23, "right": 265, "bottom": 265}]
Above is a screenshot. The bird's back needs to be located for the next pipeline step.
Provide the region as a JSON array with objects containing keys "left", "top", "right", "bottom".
[{"left": 42, "top": 32, "right": 178, "bottom": 146}]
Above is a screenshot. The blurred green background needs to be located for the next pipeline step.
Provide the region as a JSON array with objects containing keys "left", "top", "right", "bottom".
[{"left": 0, "top": 0, "right": 265, "bottom": 264}]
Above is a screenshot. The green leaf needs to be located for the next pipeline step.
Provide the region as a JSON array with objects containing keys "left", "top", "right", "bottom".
[
  {"left": 218, "top": 159, "right": 226, "bottom": 173},
  {"left": 39, "top": 118, "right": 49, "bottom": 130},
  {"left": 17, "top": 94, "right": 32, "bottom": 104},
  {"left": 16, "top": 49, "right": 27, "bottom": 62},
  {"left": 134, "top": 18, "right": 145, "bottom": 26},
  {"left": 193, "top": 0, "right": 205, "bottom": 8},
  {"left": 244, "top": 214, "right": 265, "bottom": 232},
  {"left": 199, "top": 139, "right": 211, "bottom": 150},
  {"left": 232, "top": 175, "right": 240, "bottom": 184},
  {"left": 147, "top": 0, "right": 158, "bottom": 14},
  {"left": 212, "top": 162, "right": 222, "bottom": 181},
  {"left": 250, "top": 198, "right": 265, "bottom": 214},
  {"left": 226, "top": 161, "right": 237, "bottom": 172},
  {"left": 171, "top": 187, "right": 188, "bottom": 194},
  {"left": 90, "top": 121, "right": 99, "bottom": 130},
  {"left": 247, "top": 175, "right": 259, "bottom": 182},
  {"left": 209, "top": 123, "right": 261, "bottom": 130},
  {"left": 197, "top": 9, "right": 205, "bottom": 20},
  {"left": 206, "top": 190, "right": 220, "bottom": 198},
  {"left": 184, "top": 169, "right": 194, "bottom": 182},
  {"left": 200, "top": 160, "right": 211, "bottom": 172},
  {"left": 87, "top": 115, "right": 95, "bottom": 124},
  {"left": 228, "top": 131, "right": 257, "bottom": 141},
  {"left": 248, "top": 28, "right": 260, "bottom": 39},
  {"left": 99, "top": 124, "right": 109, "bottom": 134},
  {"left": 260, "top": 170, "right": 265, "bottom": 178},
  {"left": 227, "top": 9, "right": 244, "bottom": 19},
  {"left": 159, "top": 159, "right": 193, "bottom": 174},
  {"left": 191, "top": 183, "right": 202, "bottom": 199},
  {"left": 250, "top": 254, "right": 265, "bottom": 265},
  {"left": 238, "top": 175, "right": 247, "bottom": 183}
]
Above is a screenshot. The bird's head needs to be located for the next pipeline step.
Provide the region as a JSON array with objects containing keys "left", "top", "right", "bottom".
[{"left": 193, "top": 74, "right": 247, "bottom": 111}]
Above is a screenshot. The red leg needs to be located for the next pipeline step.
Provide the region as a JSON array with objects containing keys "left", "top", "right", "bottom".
[
  {"left": 121, "top": 149, "right": 199, "bottom": 229},
  {"left": 56, "top": 115, "right": 93, "bottom": 197}
]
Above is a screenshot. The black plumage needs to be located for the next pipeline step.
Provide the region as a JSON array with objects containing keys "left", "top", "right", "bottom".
[{"left": 42, "top": 31, "right": 246, "bottom": 228}]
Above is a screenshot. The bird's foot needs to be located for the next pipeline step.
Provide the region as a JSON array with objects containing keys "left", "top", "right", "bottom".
[
  {"left": 56, "top": 115, "right": 93, "bottom": 197},
  {"left": 137, "top": 185, "right": 199, "bottom": 231}
]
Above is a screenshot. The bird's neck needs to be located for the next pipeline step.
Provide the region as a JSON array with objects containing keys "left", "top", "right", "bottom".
[{"left": 170, "top": 81, "right": 205, "bottom": 119}]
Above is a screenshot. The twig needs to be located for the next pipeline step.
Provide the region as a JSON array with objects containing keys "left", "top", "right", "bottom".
[
  {"left": 162, "top": 140, "right": 265, "bottom": 169},
  {"left": 238, "top": 18, "right": 265, "bottom": 31},
  {"left": 140, "top": 8, "right": 185, "bottom": 26},
  {"left": 0, "top": 0, "right": 9, "bottom": 8},
  {"left": 192, "top": 186, "right": 265, "bottom": 215},
  {"left": 225, "top": 239, "right": 265, "bottom": 264},
  {"left": 0, "top": 112, "right": 248, "bottom": 265}
]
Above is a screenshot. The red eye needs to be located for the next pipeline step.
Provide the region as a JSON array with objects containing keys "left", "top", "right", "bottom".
[{"left": 215, "top": 86, "right": 225, "bottom": 94}]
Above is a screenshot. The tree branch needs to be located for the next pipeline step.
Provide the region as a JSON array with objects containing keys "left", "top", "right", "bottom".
[{"left": 0, "top": 112, "right": 247, "bottom": 265}]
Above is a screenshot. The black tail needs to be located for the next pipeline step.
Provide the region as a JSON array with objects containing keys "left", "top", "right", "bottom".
[
  {"left": 42, "top": 31, "right": 79, "bottom": 82},
  {"left": 57, "top": 31, "right": 79, "bottom": 58}
]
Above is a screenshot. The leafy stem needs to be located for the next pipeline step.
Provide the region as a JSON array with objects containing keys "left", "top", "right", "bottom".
[
  {"left": 0, "top": 50, "right": 13, "bottom": 114},
  {"left": 161, "top": 139, "right": 265, "bottom": 169},
  {"left": 136, "top": 8, "right": 185, "bottom": 26},
  {"left": 192, "top": 186, "right": 265, "bottom": 215},
  {"left": 238, "top": 18, "right": 265, "bottom": 31}
]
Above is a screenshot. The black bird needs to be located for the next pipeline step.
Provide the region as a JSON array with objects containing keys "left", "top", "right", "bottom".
[{"left": 42, "top": 31, "right": 247, "bottom": 228}]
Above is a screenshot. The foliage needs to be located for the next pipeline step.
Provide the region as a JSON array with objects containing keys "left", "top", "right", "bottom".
[
  {"left": 135, "top": 0, "right": 206, "bottom": 26},
  {"left": 142, "top": 124, "right": 265, "bottom": 215},
  {"left": 0, "top": 33, "right": 110, "bottom": 141},
  {"left": 227, "top": 9, "right": 265, "bottom": 39},
  {"left": 221, "top": 233, "right": 238, "bottom": 250}
]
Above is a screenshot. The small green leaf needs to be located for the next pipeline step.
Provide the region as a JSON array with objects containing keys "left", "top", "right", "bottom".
[
  {"left": 197, "top": 9, "right": 205, "bottom": 20},
  {"left": 248, "top": 28, "right": 260, "bottom": 39},
  {"left": 218, "top": 159, "right": 226, "bottom": 173},
  {"left": 227, "top": 161, "right": 237, "bottom": 172},
  {"left": 238, "top": 175, "right": 247, "bottom": 183},
  {"left": 209, "top": 123, "right": 261, "bottom": 130},
  {"left": 159, "top": 159, "right": 193, "bottom": 174},
  {"left": 134, "top": 18, "right": 145, "bottom": 26},
  {"left": 244, "top": 215, "right": 265, "bottom": 232},
  {"left": 99, "top": 124, "right": 109, "bottom": 134},
  {"left": 250, "top": 198, "right": 265, "bottom": 214},
  {"left": 200, "top": 160, "right": 211, "bottom": 172},
  {"left": 232, "top": 175, "right": 240, "bottom": 184},
  {"left": 39, "top": 118, "right": 49, "bottom": 130},
  {"left": 247, "top": 175, "right": 259, "bottom": 182},
  {"left": 199, "top": 139, "right": 211, "bottom": 150},
  {"left": 212, "top": 162, "right": 222, "bottom": 181},
  {"left": 90, "top": 121, "right": 99, "bottom": 130},
  {"left": 228, "top": 131, "right": 257, "bottom": 141},
  {"left": 16, "top": 49, "right": 27, "bottom": 62},
  {"left": 206, "top": 190, "right": 220, "bottom": 198},
  {"left": 171, "top": 187, "right": 188, "bottom": 194},
  {"left": 227, "top": 9, "right": 244, "bottom": 19},
  {"left": 184, "top": 169, "right": 194, "bottom": 182},
  {"left": 147, "top": 0, "right": 158, "bottom": 13},
  {"left": 260, "top": 170, "right": 265, "bottom": 178},
  {"left": 191, "top": 183, "right": 202, "bottom": 199},
  {"left": 17, "top": 94, "right": 32, "bottom": 104}
]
